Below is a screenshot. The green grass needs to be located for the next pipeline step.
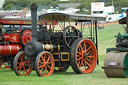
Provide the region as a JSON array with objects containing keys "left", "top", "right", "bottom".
[{"left": 0, "top": 24, "right": 128, "bottom": 85}]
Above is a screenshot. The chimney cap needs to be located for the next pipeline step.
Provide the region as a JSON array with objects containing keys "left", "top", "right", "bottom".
[{"left": 30, "top": 3, "right": 38, "bottom": 10}]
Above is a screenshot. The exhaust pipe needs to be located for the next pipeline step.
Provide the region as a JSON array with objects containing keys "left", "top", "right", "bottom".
[
  {"left": 25, "top": 3, "right": 43, "bottom": 57},
  {"left": 30, "top": 3, "right": 38, "bottom": 41}
]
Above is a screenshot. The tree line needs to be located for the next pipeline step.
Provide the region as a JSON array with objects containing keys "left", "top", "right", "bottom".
[{"left": 3, "top": 0, "right": 128, "bottom": 14}]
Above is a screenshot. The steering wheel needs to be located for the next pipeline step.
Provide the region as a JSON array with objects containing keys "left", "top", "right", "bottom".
[{"left": 63, "top": 26, "right": 79, "bottom": 48}]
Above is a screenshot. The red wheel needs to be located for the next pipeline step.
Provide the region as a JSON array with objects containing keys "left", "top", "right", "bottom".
[
  {"left": 20, "top": 29, "right": 32, "bottom": 45},
  {"left": 35, "top": 51, "right": 54, "bottom": 77},
  {"left": 70, "top": 38, "right": 97, "bottom": 74},
  {"left": 13, "top": 51, "right": 32, "bottom": 76}
]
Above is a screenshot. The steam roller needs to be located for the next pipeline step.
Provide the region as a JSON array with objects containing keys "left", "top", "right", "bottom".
[
  {"left": 103, "top": 52, "right": 128, "bottom": 78},
  {"left": 102, "top": 10, "right": 128, "bottom": 78}
]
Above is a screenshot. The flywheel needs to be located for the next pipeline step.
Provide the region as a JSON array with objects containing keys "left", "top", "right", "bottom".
[{"left": 20, "top": 29, "right": 32, "bottom": 45}]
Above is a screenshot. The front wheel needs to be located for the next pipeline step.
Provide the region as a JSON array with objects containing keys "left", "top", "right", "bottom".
[
  {"left": 35, "top": 51, "right": 54, "bottom": 77},
  {"left": 13, "top": 51, "right": 32, "bottom": 76},
  {"left": 70, "top": 38, "right": 97, "bottom": 74}
]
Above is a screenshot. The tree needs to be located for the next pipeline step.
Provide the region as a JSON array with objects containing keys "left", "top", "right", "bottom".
[{"left": 3, "top": 4, "right": 14, "bottom": 10}]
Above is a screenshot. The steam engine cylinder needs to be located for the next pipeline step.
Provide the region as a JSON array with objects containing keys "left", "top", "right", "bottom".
[
  {"left": 25, "top": 40, "right": 60, "bottom": 57},
  {"left": 0, "top": 44, "right": 22, "bottom": 56}
]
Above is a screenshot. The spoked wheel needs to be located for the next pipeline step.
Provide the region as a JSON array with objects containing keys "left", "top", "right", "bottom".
[
  {"left": 35, "top": 51, "right": 54, "bottom": 77},
  {"left": 13, "top": 51, "right": 32, "bottom": 76},
  {"left": 103, "top": 52, "right": 128, "bottom": 78},
  {"left": 70, "top": 38, "right": 97, "bottom": 74},
  {"left": 63, "top": 26, "right": 79, "bottom": 48},
  {"left": 20, "top": 29, "right": 32, "bottom": 45}
]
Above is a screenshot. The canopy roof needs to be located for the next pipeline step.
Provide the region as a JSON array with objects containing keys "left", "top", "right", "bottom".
[{"left": 39, "top": 13, "right": 106, "bottom": 22}]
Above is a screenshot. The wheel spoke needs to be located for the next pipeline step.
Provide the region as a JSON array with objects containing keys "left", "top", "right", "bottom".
[
  {"left": 77, "top": 57, "right": 83, "bottom": 61},
  {"left": 41, "top": 55, "right": 45, "bottom": 62},
  {"left": 79, "top": 44, "right": 83, "bottom": 51},
  {"left": 23, "top": 66, "right": 26, "bottom": 75},
  {"left": 68, "top": 38, "right": 72, "bottom": 45},
  {"left": 46, "top": 69, "right": 49, "bottom": 74},
  {"left": 83, "top": 62, "right": 85, "bottom": 71},
  {"left": 19, "top": 56, "right": 23, "bottom": 62},
  {"left": 47, "top": 65, "right": 51, "bottom": 70},
  {"left": 79, "top": 60, "right": 83, "bottom": 68},
  {"left": 86, "top": 58, "right": 91, "bottom": 63},
  {"left": 47, "top": 56, "right": 50, "bottom": 63},
  {"left": 17, "top": 62, "right": 20, "bottom": 65},
  {"left": 76, "top": 55, "right": 81, "bottom": 57},
  {"left": 77, "top": 51, "right": 82, "bottom": 55},
  {"left": 17, "top": 66, "right": 20, "bottom": 69},
  {"left": 87, "top": 56, "right": 94, "bottom": 58},
  {"left": 86, "top": 46, "right": 92, "bottom": 52},
  {"left": 83, "top": 42, "right": 86, "bottom": 51},
  {"left": 21, "top": 55, "right": 24, "bottom": 61},
  {"left": 40, "top": 67, "right": 43, "bottom": 73},
  {"left": 86, "top": 50, "right": 91, "bottom": 55},
  {"left": 86, "top": 61, "right": 92, "bottom": 67},
  {"left": 44, "top": 67, "right": 47, "bottom": 75},
  {"left": 77, "top": 60, "right": 80, "bottom": 66},
  {"left": 48, "top": 61, "right": 51, "bottom": 64},
  {"left": 39, "top": 65, "right": 45, "bottom": 68},
  {"left": 39, "top": 61, "right": 44, "bottom": 65},
  {"left": 18, "top": 66, "right": 21, "bottom": 74},
  {"left": 84, "top": 61, "right": 87, "bottom": 70}
]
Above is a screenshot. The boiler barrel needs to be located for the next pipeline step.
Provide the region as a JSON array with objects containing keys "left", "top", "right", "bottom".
[
  {"left": 0, "top": 44, "right": 22, "bottom": 56},
  {"left": 0, "top": 34, "right": 10, "bottom": 41}
]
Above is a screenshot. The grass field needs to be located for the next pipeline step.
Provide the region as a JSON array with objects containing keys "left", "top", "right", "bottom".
[{"left": 0, "top": 24, "right": 128, "bottom": 85}]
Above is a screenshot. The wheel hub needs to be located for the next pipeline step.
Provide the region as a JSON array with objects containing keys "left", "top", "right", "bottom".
[
  {"left": 20, "top": 62, "right": 25, "bottom": 67},
  {"left": 83, "top": 53, "right": 87, "bottom": 59},
  {"left": 45, "top": 63, "right": 49, "bottom": 67}
]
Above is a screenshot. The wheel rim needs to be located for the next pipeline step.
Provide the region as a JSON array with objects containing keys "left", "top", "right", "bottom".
[
  {"left": 15, "top": 52, "right": 32, "bottom": 76},
  {"left": 37, "top": 52, "right": 54, "bottom": 76},
  {"left": 76, "top": 39, "right": 97, "bottom": 73}
]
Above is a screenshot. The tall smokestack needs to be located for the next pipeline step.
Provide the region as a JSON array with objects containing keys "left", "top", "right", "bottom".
[
  {"left": 30, "top": 3, "right": 38, "bottom": 41},
  {"left": 0, "top": 0, "right": 5, "bottom": 10}
]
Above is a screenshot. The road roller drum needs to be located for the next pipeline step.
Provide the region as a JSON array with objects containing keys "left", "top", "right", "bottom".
[{"left": 103, "top": 52, "right": 128, "bottom": 78}]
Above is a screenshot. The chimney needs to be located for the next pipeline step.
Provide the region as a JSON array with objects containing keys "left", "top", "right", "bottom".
[{"left": 30, "top": 3, "right": 38, "bottom": 41}]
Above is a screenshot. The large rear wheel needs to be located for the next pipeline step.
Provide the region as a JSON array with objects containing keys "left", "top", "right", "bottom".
[
  {"left": 70, "top": 38, "right": 97, "bottom": 74},
  {"left": 35, "top": 51, "right": 54, "bottom": 77},
  {"left": 13, "top": 51, "right": 32, "bottom": 76}
]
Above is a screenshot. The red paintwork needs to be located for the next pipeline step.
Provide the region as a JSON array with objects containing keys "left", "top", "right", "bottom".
[
  {"left": 0, "top": 44, "right": 22, "bottom": 56},
  {"left": 3, "top": 34, "right": 20, "bottom": 43},
  {"left": 0, "top": 18, "right": 58, "bottom": 25}
]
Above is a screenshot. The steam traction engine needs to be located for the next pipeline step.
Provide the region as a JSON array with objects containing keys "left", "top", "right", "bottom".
[
  {"left": 0, "top": 17, "right": 55, "bottom": 69},
  {"left": 13, "top": 3, "right": 105, "bottom": 76},
  {"left": 102, "top": 10, "right": 128, "bottom": 78}
]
